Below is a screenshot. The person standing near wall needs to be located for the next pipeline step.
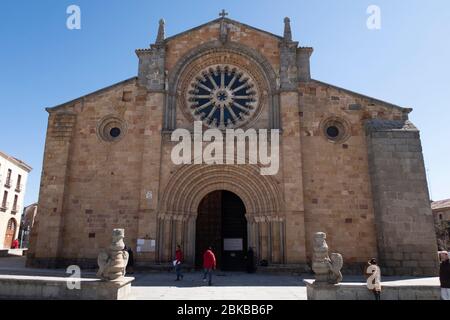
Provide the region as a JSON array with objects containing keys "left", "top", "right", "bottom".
[
  {"left": 175, "top": 245, "right": 184, "bottom": 281},
  {"left": 124, "top": 245, "right": 134, "bottom": 275},
  {"left": 365, "top": 258, "right": 382, "bottom": 301},
  {"left": 439, "top": 251, "right": 450, "bottom": 300},
  {"left": 245, "top": 247, "right": 256, "bottom": 273}
]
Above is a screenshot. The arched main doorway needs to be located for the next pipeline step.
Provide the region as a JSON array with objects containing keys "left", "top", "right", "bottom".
[
  {"left": 195, "top": 190, "right": 248, "bottom": 271},
  {"left": 4, "top": 218, "right": 16, "bottom": 249}
]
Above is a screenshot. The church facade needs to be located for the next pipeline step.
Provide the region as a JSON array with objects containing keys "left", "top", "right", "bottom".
[{"left": 27, "top": 13, "right": 439, "bottom": 275}]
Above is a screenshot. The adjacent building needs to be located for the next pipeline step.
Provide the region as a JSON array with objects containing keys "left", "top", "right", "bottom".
[
  {"left": 27, "top": 13, "right": 439, "bottom": 276},
  {"left": 19, "top": 203, "right": 38, "bottom": 249},
  {"left": 432, "top": 199, "right": 450, "bottom": 251},
  {"left": 0, "top": 151, "right": 32, "bottom": 249}
]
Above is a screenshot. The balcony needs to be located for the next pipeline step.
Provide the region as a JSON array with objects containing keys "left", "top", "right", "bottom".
[
  {"left": 4, "top": 179, "right": 12, "bottom": 189},
  {"left": 0, "top": 202, "right": 10, "bottom": 212},
  {"left": 15, "top": 184, "right": 23, "bottom": 193}
]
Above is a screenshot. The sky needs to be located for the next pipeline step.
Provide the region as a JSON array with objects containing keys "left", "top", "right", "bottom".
[{"left": 0, "top": 0, "right": 449, "bottom": 206}]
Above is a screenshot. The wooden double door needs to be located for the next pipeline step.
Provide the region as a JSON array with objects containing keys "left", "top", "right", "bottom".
[{"left": 195, "top": 191, "right": 248, "bottom": 271}]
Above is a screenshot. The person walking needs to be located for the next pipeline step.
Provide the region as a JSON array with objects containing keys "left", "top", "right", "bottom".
[
  {"left": 439, "top": 251, "right": 450, "bottom": 300},
  {"left": 174, "top": 245, "right": 184, "bottom": 281},
  {"left": 365, "top": 258, "right": 382, "bottom": 300},
  {"left": 203, "top": 246, "right": 216, "bottom": 286}
]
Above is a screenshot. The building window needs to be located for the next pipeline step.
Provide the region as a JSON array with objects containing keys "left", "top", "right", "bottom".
[
  {"left": 109, "top": 127, "right": 121, "bottom": 138},
  {"left": 440, "top": 214, "right": 443, "bottom": 220},
  {"left": 12, "top": 195, "right": 18, "bottom": 214},
  {"left": 321, "top": 117, "right": 351, "bottom": 143},
  {"left": 5, "top": 169, "right": 12, "bottom": 188},
  {"left": 187, "top": 65, "right": 259, "bottom": 129},
  {"left": 1, "top": 191, "right": 8, "bottom": 211},
  {"left": 15, "top": 174, "right": 22, "bottom": 192},
  {"left": 326, "top": 126, "right": 340, "bottom": 139},
  {"left": 97, "top": 116, "right": 127, "bottom": 142}
]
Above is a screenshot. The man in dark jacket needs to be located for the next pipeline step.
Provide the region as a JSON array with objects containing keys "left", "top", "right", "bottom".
[
  {"left": 440, "top": 251, "right": 450, "bottom": 300},
  {"left": 245, "top": 247, "right": 256, "bottom": 273},
  {"left": 124, "top": 245, "right": 134, "bottom": 275}
]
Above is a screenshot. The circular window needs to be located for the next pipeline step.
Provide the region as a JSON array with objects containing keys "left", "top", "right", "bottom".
[
  {"left": 326, "top": 126, "right": 340, "bottom": 139},
  {"left": 321, "top": 117, "right": 350, "bottom": 143},
  {"left": 97, "top": 116, "right": 127, "bottom": 142},
  {"left": 109, "top": 127, "right": 121, "bottom": 138},
  {"left": 187, "top": 65, "right": 259, "bottom": 129}
]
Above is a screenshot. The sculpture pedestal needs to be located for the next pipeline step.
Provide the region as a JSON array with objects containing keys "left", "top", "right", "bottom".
[
  {"left": 304, "top": 281, "right": 340, "bottom": 300},
  {"left": 0, "top": 275, "right": 134, "bottom": 300},
  {"left": 304, "top": 279, "right": 440, "bottom": 300}
]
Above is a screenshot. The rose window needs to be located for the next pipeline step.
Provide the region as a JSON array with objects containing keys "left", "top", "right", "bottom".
[{"left": 187, "top": 65, "right": 259, "bottom": 129}]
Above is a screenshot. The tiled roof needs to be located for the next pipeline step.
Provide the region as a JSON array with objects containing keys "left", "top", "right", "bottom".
[{"left": 432, "top": 199, "right": 450, "bottom": 210}]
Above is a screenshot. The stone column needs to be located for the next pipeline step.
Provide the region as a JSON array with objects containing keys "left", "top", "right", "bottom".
[
  {"left": 280, "top": 90, "right": 307, "bottom": 264},
  {"left": 186, "top": 216, "right": 196, "bottom": 265},
  {"left": 136, "top": 91, "right": 164, "bottom": 264}
]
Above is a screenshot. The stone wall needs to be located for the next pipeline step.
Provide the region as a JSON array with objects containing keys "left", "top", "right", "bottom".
[
  {"left": 299, "top": 81, "right": 408, "bottom": 269},
  {"left": 27, "top": 79, "right": 164, "bottom": 268},
  {"left": 366, "top": 120, "right": 439, "bottom": 276}
]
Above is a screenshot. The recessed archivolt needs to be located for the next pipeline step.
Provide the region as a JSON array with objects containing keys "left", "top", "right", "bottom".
[
  {"left": 169, "top": 41, "right": 278, "bottom": 96},
  {"left": 164, "top": 41, "right": 280, "bottom": 131},
  {"left": 159, "top": 164, "right": 283, "bottom": 217}
]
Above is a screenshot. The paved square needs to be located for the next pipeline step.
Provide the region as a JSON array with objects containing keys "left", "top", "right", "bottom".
[{"left": 129, "top": 272, "right": 307, "bottom": 300}]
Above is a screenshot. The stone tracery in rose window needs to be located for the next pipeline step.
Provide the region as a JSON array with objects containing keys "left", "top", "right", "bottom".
[{"left": 187, "top": 65, "right": 259, "bottom": 129}]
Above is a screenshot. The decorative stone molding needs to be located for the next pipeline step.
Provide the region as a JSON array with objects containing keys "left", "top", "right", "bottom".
[
  {"left": 186, "top": 64, "right": 260, "bottom": 129},
  {"left": 96, "top": 115, "right": 127, "bottom": 143},
  {"left": 283, "top": 17, "right": 293, "bottom": 42},
  {"left": 279, "top": 17, "right": 299, "bottom": 91},
  {"left": 165, "top": 41, "right": 280, "bottom": 131},
  {"left": 155, "top": 164, "right": 285, "bottom": 264},
  {"left": 320, "top": 116, "right": 351, "bottom": 144},
  {"left": 159, "top": 164, "right": 282, "bottom": 216},
  {"left": 156, "top": 19, "right": 165, "bottom": 45}
]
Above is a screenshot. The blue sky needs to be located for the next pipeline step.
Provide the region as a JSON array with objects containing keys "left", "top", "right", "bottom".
[{"left": 1, "top": 0, "right": 449, "bottom": 205}]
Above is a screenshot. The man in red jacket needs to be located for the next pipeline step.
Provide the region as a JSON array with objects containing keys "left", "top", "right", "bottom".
[
  {"left": 203, "top": 246, "right": 216, "bottom": 286},
  {"left": 11, "top": 239, "right": 19, "bottom": 249},
  {"left": 175, "top": 245, "right": 184, "bottom": 281}
]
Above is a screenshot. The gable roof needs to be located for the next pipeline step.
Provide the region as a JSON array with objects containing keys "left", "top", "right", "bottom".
[
  {"left": 46, "top": 77, "right": 137, "bottom": 113},
  {"left": 164, "top": 17, "right": 284, "bottom": 44},
  {"left": 311, "top": 79, "right": 412, "bottom": 113}
]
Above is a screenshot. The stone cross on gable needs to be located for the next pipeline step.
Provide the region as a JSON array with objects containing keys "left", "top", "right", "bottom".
[{"left": 219, "top": 9, "right": 228, "bottom": 19}]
